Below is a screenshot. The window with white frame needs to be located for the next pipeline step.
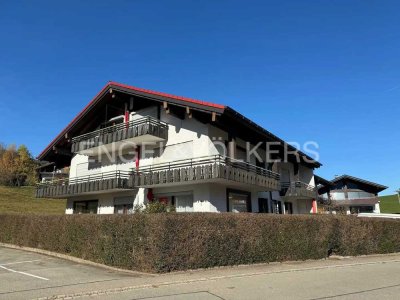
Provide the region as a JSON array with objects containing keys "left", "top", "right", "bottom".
[{"left": 154, "top": 191, "right": 194, "bottom": 212}]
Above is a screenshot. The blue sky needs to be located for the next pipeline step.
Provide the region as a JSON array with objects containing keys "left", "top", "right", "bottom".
[{"left": 0, "top": 0, "right": 399, "bottom": 195}]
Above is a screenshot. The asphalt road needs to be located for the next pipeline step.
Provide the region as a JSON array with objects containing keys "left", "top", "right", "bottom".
[{"left": 1, "top": 246, "right": 399, "bottom": 300}]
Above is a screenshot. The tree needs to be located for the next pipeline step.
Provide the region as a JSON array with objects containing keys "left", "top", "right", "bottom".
[
  {"left": 16, "top": 145, "right": 37, "bottom": 186},
  {"left": 0, "top": 144, "right": 17, "bottom": 186},
  {"left": 0, "top": 143, "right": 37, "bottom": 186},
  {"left": 0, "top": 143, "right": 5, "bottom": 156}
]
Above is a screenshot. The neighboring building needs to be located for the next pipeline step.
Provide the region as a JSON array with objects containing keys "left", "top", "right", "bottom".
[
  {"left": 36, "top": 81, "right": 321, "bottom": 215},
  {"left": 37, "top": 162, "right": 69, "bottom": 183},
  {"left": 317, "top": 174, "right": 387, "bottom": 214}
]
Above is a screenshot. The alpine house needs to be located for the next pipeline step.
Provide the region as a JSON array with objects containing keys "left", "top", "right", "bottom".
[{"left": 36, "top": 82, "right": 321, "bottom": 214}]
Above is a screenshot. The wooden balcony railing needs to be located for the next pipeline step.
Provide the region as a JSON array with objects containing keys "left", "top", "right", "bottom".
[
  {"left": 71, "top": 116, "right": 168, "bottom": 153},
  {"left": 280, "top": 181, "right": 317, "bottom": 199},
  {"left": 131, "top": 155, "right": 281, "bottom": 190},
  {"left": 36, "top": 170, "right": 133, "bottom": 198}
]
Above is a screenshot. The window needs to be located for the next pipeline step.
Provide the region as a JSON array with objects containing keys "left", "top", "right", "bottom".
[
  {"left": 347, "top": 191, "right": 374, "bottom": 199},
  {"left": 331, "top": 191, "right": 346, "bottom": 200},
  {"left": 350, "top": 206, "right": 374, "bottom": 214},
  {"left": 284, "top": 202, "right": 293, "bottom": 214},
  {"left": 114, "top": 204, "right": 133, "bottom": 214},
  {"left": 175, "top": 194, "right": 194, "bottom": 212},
  {"left": 227, "top": 189, "right": 251, "bottom": 213},
  {"left": 73, "top": 200, "right": 98, "bottom": 214},
  {"left": 154, "top": 192, "right": 194, "bottom": 213},
  {"left": 114, "top": 196, "right": 134, "bottom": 215}
]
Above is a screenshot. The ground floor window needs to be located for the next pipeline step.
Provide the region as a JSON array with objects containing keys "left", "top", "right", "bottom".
[
  {"left": 175, "top": 194, "right": 194, "bottom": 212},
  {"left": 271, "top": 200, "right": 282, "bottom": 214},
  {"left": 73, "top": 200, "right": 98, "bottom": 214},
  {"left": 284, "top": 202, "right": 293, "bottom": 214},
  {"left": 114, "top": 196, "right": 134, "bottom": 214},
  {"left": 227, "top": 189, "right": 251, "bottom": 212},
  {"left": 154, "top": 192, "right": 194, "bottom": 212},
  {"left": 114, "top": 204, "right": 133, "bottom": 214}
]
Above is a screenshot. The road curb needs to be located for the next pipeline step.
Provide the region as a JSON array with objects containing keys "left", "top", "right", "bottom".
[{"left": 0, "top": 242, "right": 156, "bottom": 277}]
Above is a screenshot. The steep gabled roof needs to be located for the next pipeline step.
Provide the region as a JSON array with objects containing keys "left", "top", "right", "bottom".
[
  {"left": 331, "top": 174, "right": 388, "bottom": 191},
  {"left": 37, "top": 81, "right": 226, "bottom": 160},
  {"left": 37, "top": 81, "right": 322, "bottom": 168}
]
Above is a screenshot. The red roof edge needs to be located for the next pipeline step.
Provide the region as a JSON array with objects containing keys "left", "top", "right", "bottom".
[
  {"left": 37, "top": 81, "right": 226, "bottom": 160},
  {"left": 109, "top": 81, "right": 226, "bottom": 109}
]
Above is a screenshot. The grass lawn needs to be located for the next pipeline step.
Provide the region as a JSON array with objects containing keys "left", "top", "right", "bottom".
[
  {"left": 379, "top": 194, "right": 400, "bottom": 214},
  {"left": 0, "top": 186, "right": 66, "bottom": 215}
]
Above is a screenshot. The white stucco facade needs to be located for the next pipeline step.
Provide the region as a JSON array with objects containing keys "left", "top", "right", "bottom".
[{"left": 64, "top": 104, "right": 317, "bottom": 215}]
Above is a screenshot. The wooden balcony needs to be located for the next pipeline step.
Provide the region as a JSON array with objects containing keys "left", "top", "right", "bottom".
[
  {"left": 280, "top": 181, "right": 317, "bottom": 199},
  {"left": 130, "top": 155, "right": 281, "bottom": 190},
  {"left": 71, "top": 116, "right": 168, "bottom": 155},
  {"left": 36, "top": 171, "right": 133, "bottom": 198}
]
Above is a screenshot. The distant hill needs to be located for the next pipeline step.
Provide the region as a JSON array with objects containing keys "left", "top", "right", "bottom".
[
  {"left": 0, "top": 186, "right": 66, "bottom": 215},
  {"left": 379, "top": 194, "right": 400, "bottom": 214}
]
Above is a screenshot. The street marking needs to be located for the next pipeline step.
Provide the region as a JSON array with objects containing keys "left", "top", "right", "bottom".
[
  {"left": 0, "top": 265, "right": 49, "bottom": 281},
  {"left": 0, "top": 260, "right": 41, "bottom": 266}
]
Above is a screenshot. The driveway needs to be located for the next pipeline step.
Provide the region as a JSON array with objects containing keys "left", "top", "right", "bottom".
[{"left": 1, "top": 246, "right": 399, "bottom": 299}]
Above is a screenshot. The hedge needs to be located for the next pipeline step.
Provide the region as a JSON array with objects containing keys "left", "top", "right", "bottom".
[{"left": 0, "top": 214, "right": 399, "bottom": 273}]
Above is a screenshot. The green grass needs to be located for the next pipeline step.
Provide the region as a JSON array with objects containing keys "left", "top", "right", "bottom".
[
  {"left": 379, "top": 194, "right": 400, "bottom": 214},
  {"left": 0, "top": 186, "right": 66, "bottom": 215}
]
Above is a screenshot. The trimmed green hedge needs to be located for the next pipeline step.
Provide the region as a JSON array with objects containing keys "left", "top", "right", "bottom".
[{"left": 0, "top": 214, "right": 399, "bottom": 273}]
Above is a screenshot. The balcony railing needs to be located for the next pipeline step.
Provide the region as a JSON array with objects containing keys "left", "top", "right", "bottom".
[
  {"left": 36, "top": 170, "right": 133, "bottom": 198},
  {"left": 280, "top": 181, "right": 317, "bottom": 199},
  {"left": 71, "top": 116, "right": 168, "bottom": 153},
  {"left": 131, "top": 155, "right": 281, "bottom": 190}
]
